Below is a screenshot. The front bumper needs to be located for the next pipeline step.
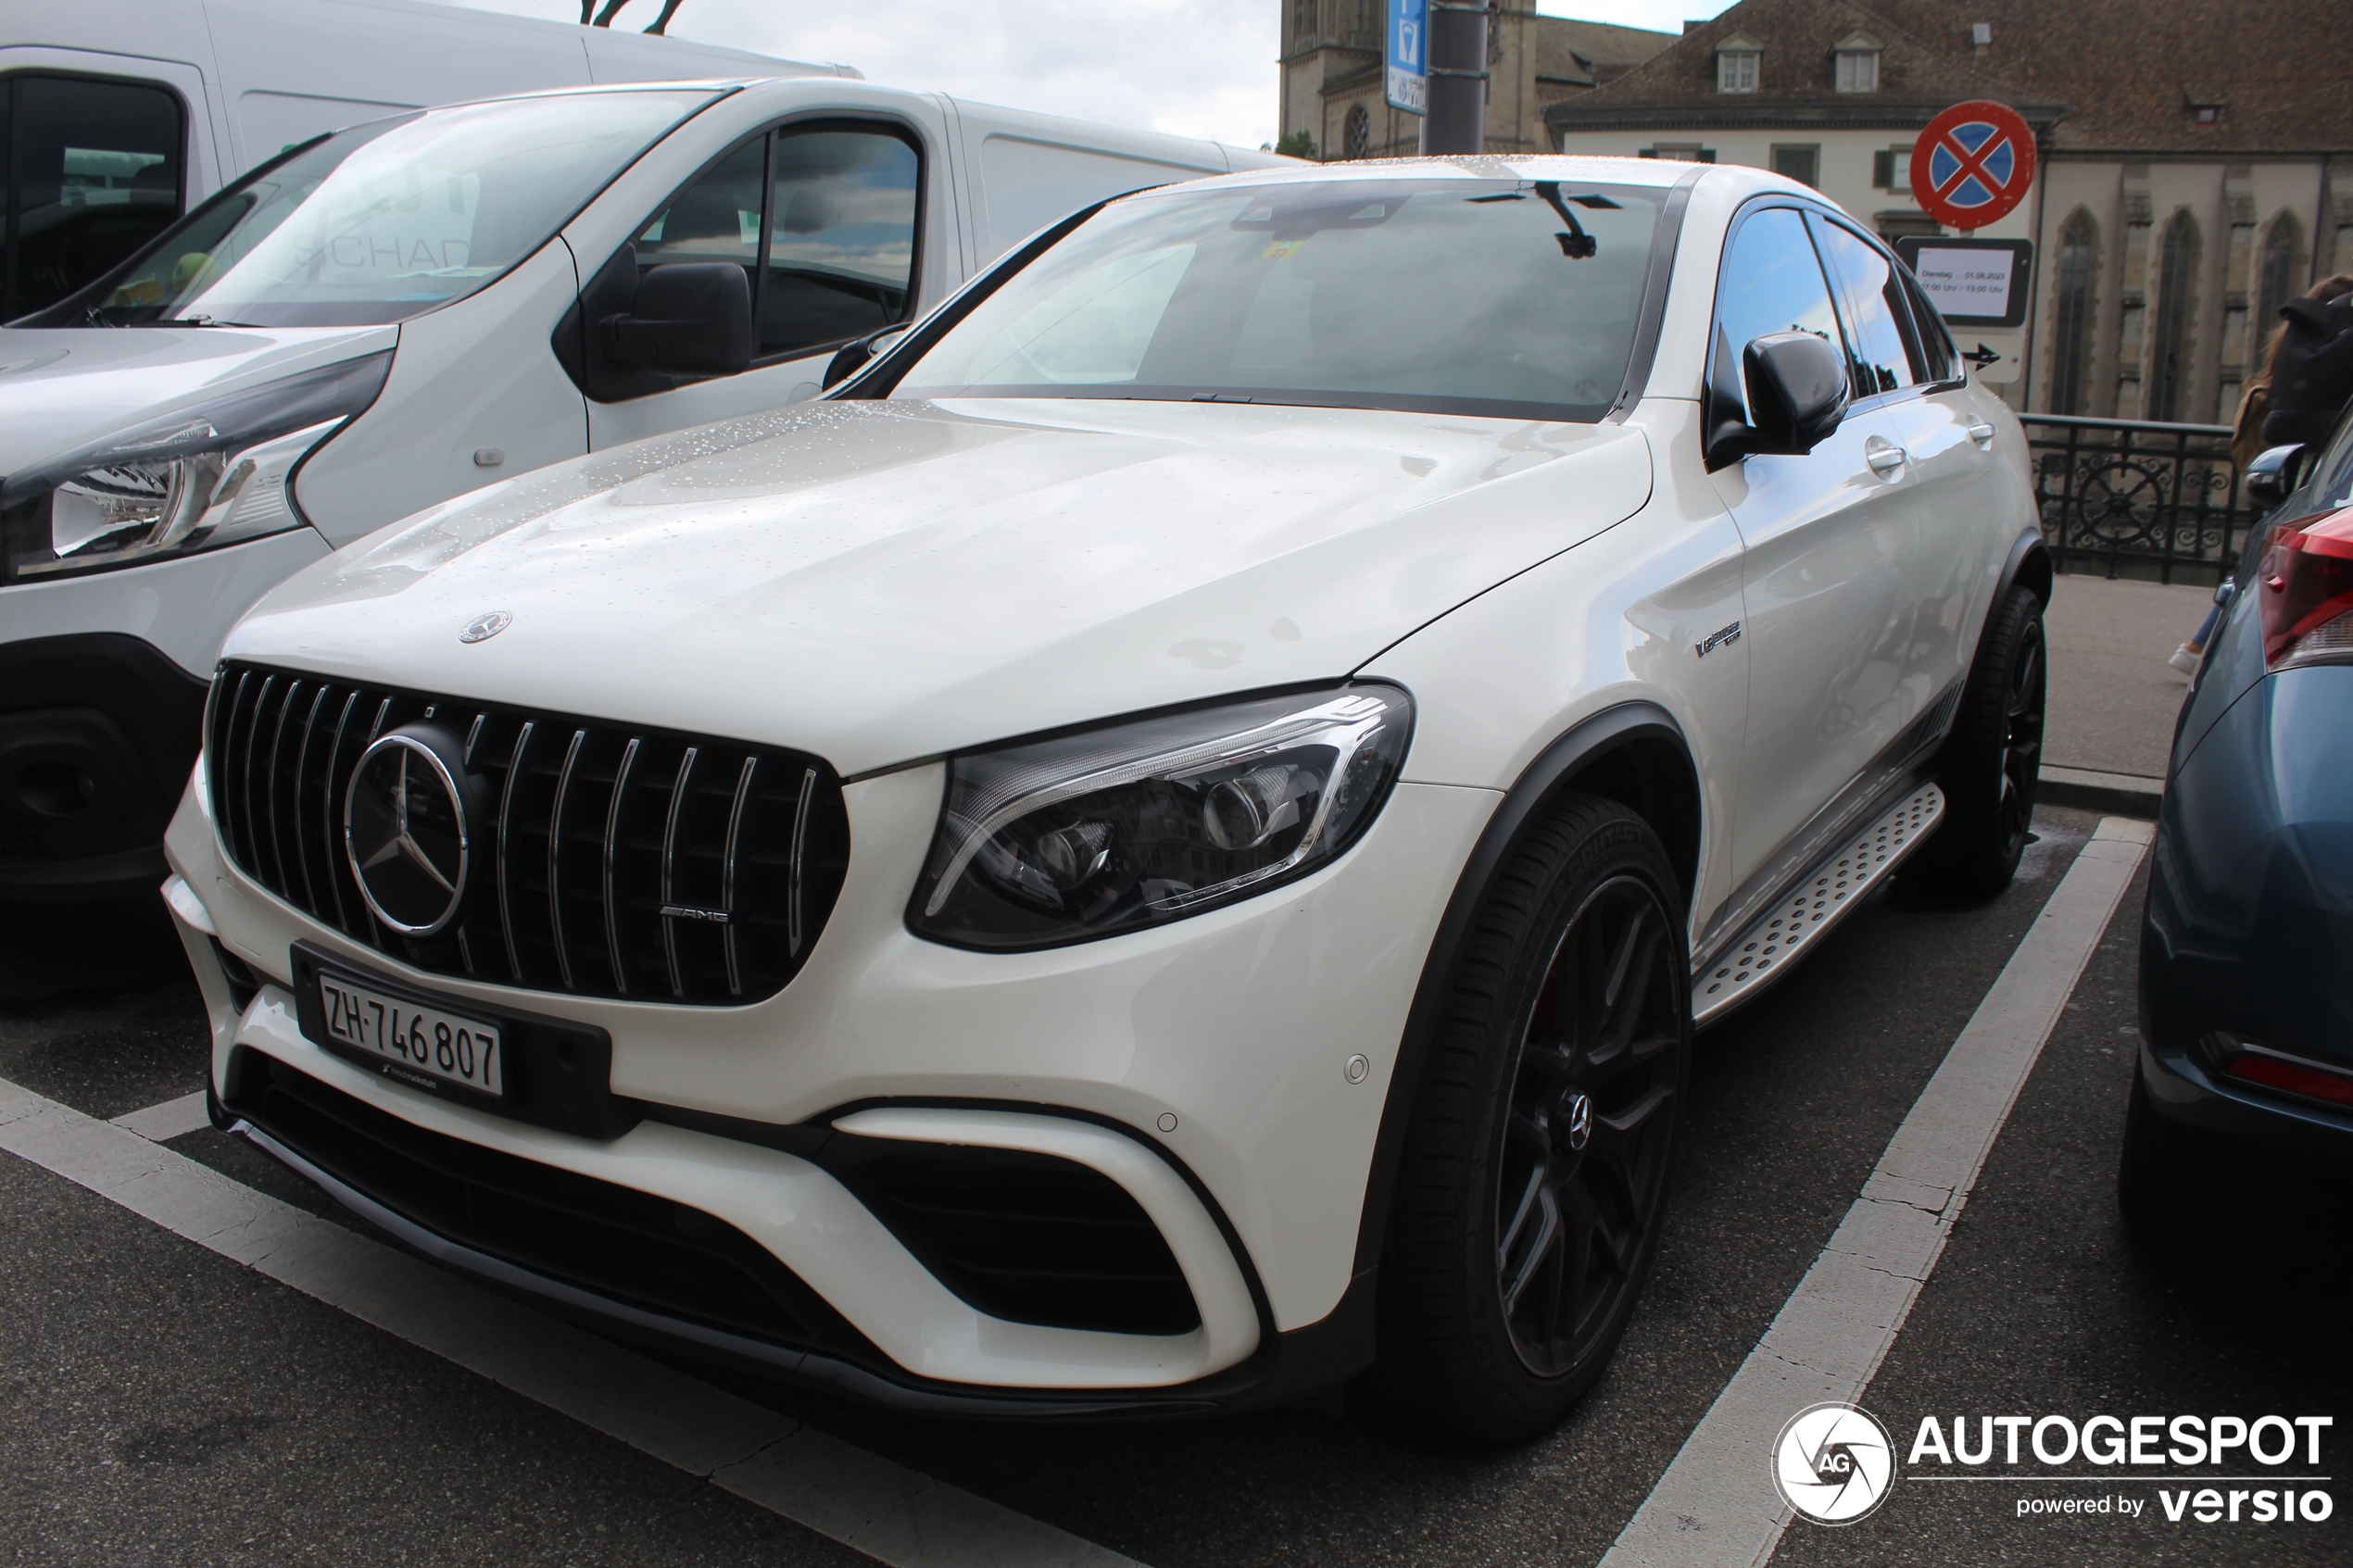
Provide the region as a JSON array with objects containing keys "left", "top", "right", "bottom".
[
  {"left": 2, "top": 532, "right": 328, "bottom": 906},
  {"left": 165, "top": 756, "right": 1495, "bottom": 1407}
]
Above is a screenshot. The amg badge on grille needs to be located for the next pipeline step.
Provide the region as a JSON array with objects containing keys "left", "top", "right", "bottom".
[{"left": 659, "top": 903, "right": 732, "bottom": 924}]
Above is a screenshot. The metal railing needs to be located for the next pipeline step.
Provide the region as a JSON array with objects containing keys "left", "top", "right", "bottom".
[{"left": 2021, "top": 413, "right": 2257, "bottom": 584}]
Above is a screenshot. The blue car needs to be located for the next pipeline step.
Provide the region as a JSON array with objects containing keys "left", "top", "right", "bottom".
[{"left": 2125, "top": 405, "right": 2353, "bottom": 1223}]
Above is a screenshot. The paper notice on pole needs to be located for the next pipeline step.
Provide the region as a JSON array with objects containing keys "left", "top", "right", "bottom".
[{"left": 1912, "top": 246, "right": 2015, "bottom": 320}]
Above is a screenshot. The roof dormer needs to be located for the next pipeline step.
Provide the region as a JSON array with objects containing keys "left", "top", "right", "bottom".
[
  {"left": 1834, "top": 31, "right": 1882, "bottom": 94},
  {"left": 1716, "top": 31, "right": 1763, "bottom": 94}
]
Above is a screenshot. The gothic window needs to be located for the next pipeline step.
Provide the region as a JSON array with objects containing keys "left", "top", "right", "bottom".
[
  {"left": 2257, "top": 211, "right": 2303, "bottom": 351},
  {"left": 1345, "top": 103, "right": 1371, "bottom": 161},
  {"left": 1293, "top": 0, "right": 1317, "bottom": 41},
  {"left": 2051, "top": 209, "right": 2098, "bottom": 415},
  {"left": 2147, "top": 210, "right": 2199, "bottom": 421},
  {"left": 1353, "top": 0, "right": 1378, "bottom": 47}
]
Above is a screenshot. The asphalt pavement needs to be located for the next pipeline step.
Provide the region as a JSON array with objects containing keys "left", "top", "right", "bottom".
[{"left": 4, "top": 801, "right": 2347, "bottom": 1567}]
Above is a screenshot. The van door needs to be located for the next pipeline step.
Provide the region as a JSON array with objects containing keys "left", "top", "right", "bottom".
[
  {"left": 1706, "top": 205, "right": 1921, "bottom": 893},
  {"left": 583, "top": 111, "right": 941, "bottom": 447}
]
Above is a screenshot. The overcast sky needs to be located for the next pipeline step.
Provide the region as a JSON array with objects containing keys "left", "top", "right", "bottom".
[{"left": 433, "top": 0, "right": 1734, "bottom": 149}]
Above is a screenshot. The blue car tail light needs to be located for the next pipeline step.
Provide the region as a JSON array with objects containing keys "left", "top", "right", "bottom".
[
  {"left": 2257, "top": 506, "right": 2353, "bottom": 670},
  {"left": 2200, "top": 1032, "right": 2353, "bottom": 1110}
]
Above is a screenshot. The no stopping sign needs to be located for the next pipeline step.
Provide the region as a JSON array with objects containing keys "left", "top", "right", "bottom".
[{"left": 1910, "top": 101, "right": 2036, "bottom": 231}]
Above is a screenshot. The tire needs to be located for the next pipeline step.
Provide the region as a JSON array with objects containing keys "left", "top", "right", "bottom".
[
  {"left": 1373, "top": 794, "right": 1690, "bottom": 1442},
  {"left": 1910, "top": 584, "right": 2046, "bottom": 901}
]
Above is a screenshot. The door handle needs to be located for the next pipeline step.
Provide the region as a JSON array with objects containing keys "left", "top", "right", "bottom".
[
  {"left": 1865, "top": 441, "right": 1909, "bottom": 476},
  {"left": 1966, "top": 419, "right": 1997, "bottom": 448}
]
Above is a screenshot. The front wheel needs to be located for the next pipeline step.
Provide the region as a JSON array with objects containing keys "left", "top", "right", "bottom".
[
  {"left": 1374, "top": 795, "right": 1689, "bottom": 1442},
  {"left": 1910, "top": 584, "right": 2046, "bottom": 900}
]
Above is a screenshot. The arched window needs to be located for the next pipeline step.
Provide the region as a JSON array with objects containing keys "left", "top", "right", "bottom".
[
  {"left": 2050, "top": 208, "right": 2098, "bottom": 414},
  {"left": 2147, "top": 210, "right": 2199, "bottom": 421},
  {"left": 1345, "top": 103, "right": 1371, "bottom": 161},
  {"left": 2256, "top": 211, "right": 2304, "bottom": 362},
  {"left": 1293, "top": 0, "right": 1318, "bottom": 41}
]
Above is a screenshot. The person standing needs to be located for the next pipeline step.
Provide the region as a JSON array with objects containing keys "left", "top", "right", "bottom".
[{"left": 2170, "top": 273, "right": 2353, "bottom": 675}]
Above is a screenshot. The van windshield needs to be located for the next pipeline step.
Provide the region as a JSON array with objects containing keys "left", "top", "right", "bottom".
[
  {"left": 889, "top": 177, "right": 1669, "bottom": 421},
  {"left": 52, "top": 90, "right": 717, "bottom": 329}
]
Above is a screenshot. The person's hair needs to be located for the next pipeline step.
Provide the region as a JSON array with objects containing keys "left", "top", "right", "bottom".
[{"left": 2258, "top": 272, "right": 2353, "bottom": 383}]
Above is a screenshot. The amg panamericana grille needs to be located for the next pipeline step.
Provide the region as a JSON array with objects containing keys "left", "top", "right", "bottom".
[{"left": 207, "top": 662, "right": 849, "bottom": 1004}]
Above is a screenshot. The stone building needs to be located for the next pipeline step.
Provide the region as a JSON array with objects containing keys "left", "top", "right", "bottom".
[
  {"left": 1277, "top": 1, "right": 1673, "bottom": 165},
  {"left": 1544, "top": 0, "right": 2353, "bottom": 420}
]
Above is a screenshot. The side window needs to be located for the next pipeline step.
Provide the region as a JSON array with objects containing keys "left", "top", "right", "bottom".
[
  {"left": 1712, "top": 207, "right": 1843, "bottom": 427},
  {"left": 1808, "top": 216, "right": 1919, "bottom": 398},
  {"left": 4, "top": 74, "right": 185, "bottom": 318},
  {"left": 761, "top": 126, "right": 919, "bottom": 359},
  {"left": 1898, "top": 270, "right": 1958, "bottom": 383},
  {"left": 634, "top": 135, "right": 765, "bottom": 301}
]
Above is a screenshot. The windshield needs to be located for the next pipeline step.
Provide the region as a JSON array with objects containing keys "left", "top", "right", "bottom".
[
  {"left": 890, "top": 177, "right": 1668, "bottom": 421},
  {"left": 55, "top": 90, "right": 717, "bottom": 329}
]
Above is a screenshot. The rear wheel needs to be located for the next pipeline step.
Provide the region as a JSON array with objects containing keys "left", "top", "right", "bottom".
[
  {"left": 1911, "top": 585, "right": 2045, "bottom": 900},
  {"left": 1375, "top": 795, "right": 1688, "bottom": 1441}
]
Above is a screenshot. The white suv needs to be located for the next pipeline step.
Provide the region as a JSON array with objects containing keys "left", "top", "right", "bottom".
[{"left": 165, "top": 157, "right": 2047, "bottom": 1439}]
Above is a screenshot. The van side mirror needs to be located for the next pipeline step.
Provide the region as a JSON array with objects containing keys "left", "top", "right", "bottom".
[
  {"left": 600, "top": 263, "right": 752, "bottom": 376},
  {"left": 2243, "top": 442, "right": 2307, "bottom": 511},
  {"left": 1704, "top": 331, "right": 1849, "bottom": 469},
  {"left": 824, "top": 325, "right": 910, "bottom": 390}
]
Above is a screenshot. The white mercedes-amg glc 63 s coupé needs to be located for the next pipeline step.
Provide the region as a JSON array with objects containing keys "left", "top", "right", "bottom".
[{"left": 163, "top": 156, "right": 2047, "bottom": 1440}]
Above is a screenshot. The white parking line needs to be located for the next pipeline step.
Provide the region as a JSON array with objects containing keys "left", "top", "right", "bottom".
[
  {"left": 0, "top": 1077, "right": 1137, "bottom": 1568},
  {"left": 1601, "top": 816, "right": 2154, "bottom": 1568},
  {"left": 109, "top": 1089, "right": 212, "bottom": 1142}
]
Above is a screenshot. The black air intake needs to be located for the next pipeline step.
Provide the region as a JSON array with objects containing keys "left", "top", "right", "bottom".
[{"left": 207, "top": 662, "right": 849, "bottom": 1005}]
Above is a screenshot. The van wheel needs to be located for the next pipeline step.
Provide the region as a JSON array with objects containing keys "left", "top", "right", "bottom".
[
  {"left": 1374, "top": 796, "right": 1688, "bottom": 1442},
  {"left": 1912, "top": 585, "right": 2045, "bottom": 900}
]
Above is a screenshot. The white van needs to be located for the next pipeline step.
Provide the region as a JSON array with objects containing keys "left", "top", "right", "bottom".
[
  {"left": 0, "top": 77, "right": 1281, "bottom": 909},
  {"left": 0, "top": 0, "right": 857, "bottom": 318}
]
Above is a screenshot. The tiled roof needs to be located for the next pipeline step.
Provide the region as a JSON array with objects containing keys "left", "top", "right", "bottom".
[
  {"left": 1875, "top": 0, "right": 2353, "bottom": 151},
  {"left": 1544, "top": 0, "right": 2353, "bottom": 152},
  {"left": 1534, "top": 17, "right": 1679, "bottom": 85},
  {"left": 1543, "top": 0, "right": 2057, "bottom": 127}
]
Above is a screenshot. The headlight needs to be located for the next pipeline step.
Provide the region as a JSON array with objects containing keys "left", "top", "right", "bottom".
[
  {"left": 909, "top": 685, "right": 1413, "bottom": 950},
  {"left": 0, "top": 352, "right": 391, "bottom": 583}
]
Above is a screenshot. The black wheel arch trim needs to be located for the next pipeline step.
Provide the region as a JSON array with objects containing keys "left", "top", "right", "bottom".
[
  {"left": 1994, "top": 527, "right": 2052, "bottom": 613},
  {"left": 1349, "top": 700, "right": 1701, "bottom": 1282}
]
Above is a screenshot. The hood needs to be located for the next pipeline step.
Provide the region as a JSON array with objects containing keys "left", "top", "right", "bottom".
[
  {"left": 0, "top": 323, "right": 398, "bottom": 478},
  {"left": 225, "top": 397, "right": 1653, "bottom": 775}
]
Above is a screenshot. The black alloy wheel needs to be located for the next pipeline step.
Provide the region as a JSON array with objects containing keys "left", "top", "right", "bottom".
[
  {"left": 1495, "top": 874, "right": 1681, "bottom": 1377},
  {"left": 1994, "top": 611, "right": 2046, "bottom": 865},
  {"left": 1909, "top": 585, "right": 2047, "bottom": 900},
  {"left": 1375, "top": 794, "right": 1690, "bottom": 1442}
]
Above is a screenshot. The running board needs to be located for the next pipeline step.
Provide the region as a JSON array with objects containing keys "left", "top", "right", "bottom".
[{"left": 1692, "top": 783, "right": 1944, "bottom": 1028}]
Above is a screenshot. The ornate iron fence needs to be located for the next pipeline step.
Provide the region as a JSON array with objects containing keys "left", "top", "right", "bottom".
[{"left": 2021, "top": 413, "right": 2257, "bottom": 584}]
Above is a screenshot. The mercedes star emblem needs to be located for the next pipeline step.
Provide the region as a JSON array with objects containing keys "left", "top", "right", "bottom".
[
  {"left": 460, "top": 610, "right": 512, "bottom": 644},
  {"left": 345, "top": 728, "right": 472, "bottom": 935}
]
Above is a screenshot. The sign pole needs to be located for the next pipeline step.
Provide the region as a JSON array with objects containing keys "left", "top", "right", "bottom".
[{"left": 1423, "top": 0, "right": 1490, "bottom": 156}]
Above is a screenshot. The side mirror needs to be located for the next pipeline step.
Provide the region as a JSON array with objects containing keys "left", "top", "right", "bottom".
[
  {"left": 600, "top": 263, "right": 752, "bottom": 376},
  {"left": 824, "top": 325, "right": 910, "bottom": 390},
  {"left": 1744, "top": 332, "right": 1849, "bottom": 454},
  {"left": 2243, "top": 442, "right": 2307, "bottom": 511},
  {"left": 1704, "top": 331, "right": 1849, "bottom": 469}
]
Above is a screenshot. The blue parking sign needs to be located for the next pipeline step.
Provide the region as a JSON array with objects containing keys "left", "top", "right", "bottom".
[{"left": 1387, "top": 0, "right": 1427, "bottom": 114}]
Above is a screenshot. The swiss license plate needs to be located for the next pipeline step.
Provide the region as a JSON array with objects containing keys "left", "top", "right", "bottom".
[{"left": 316, "top": 969, "right": 505, "bottom": 1098}]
